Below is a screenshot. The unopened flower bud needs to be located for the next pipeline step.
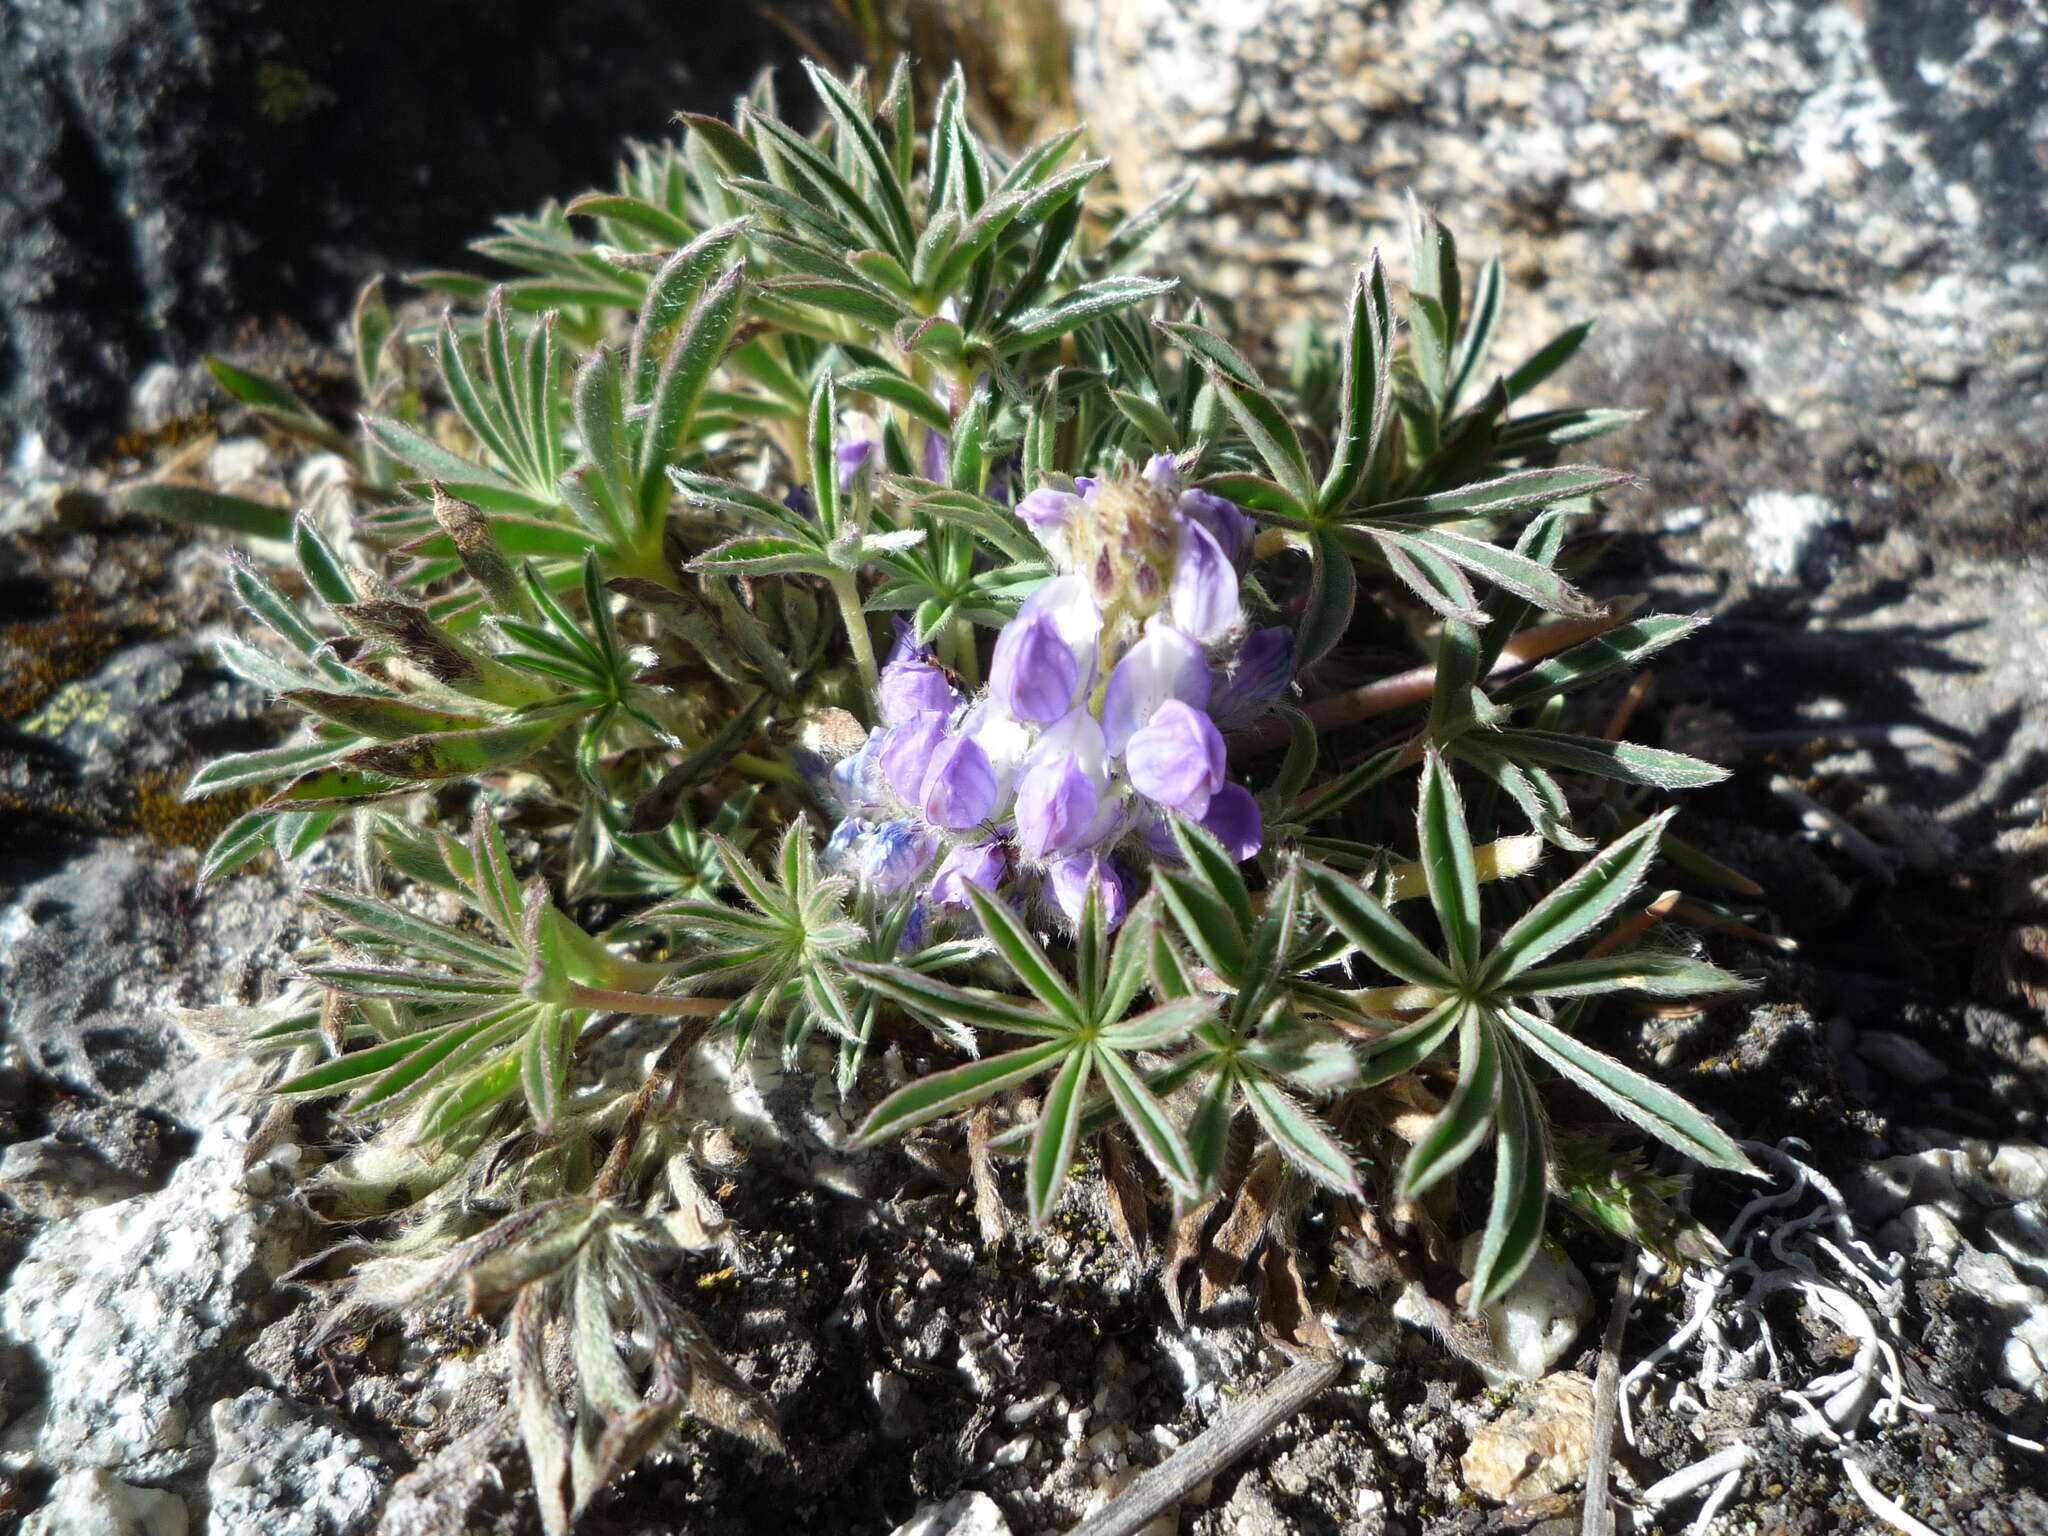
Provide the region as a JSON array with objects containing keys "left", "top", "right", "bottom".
[{"left": 1125, "top": 699, "right": 1227, "bottom": 816}]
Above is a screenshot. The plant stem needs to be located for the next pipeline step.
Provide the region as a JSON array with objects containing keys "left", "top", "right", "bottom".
[
  {"left": 948, "top": 614, "right": 981, "bottom": 685},
  {"left": 564, "top": 985, "right": 732, "bottom": 1017},
  {"left": 830, "top": 569, "right": 881, "bottom": 697},
  {"left": 1228, "top": 598, "right": 1645, "bottom": 757}
]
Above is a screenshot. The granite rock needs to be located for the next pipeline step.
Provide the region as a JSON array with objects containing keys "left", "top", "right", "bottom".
[
  {"left": 207, "top": 1389, "right": 389, "bottom": 1536},
  {"left": 0, "top": 1111, "right": 304, "bottom": 1482},
  {"left": 1066, "top": 0, "right": 2048, "bottom": 440}
]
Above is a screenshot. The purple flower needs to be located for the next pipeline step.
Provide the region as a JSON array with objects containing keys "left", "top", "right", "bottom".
[
  {"left": 1102, "top": 623, "right": 1210, "bottom": 756},
  {"left": 1178, "top": 487, "right": 1255, "bottom": 566},
  {"left": 836, "top": 436, "right": 875, "bottom": 492},
  {"left": 825, "top": 817, "right": 868, "bottom": 868},
  {"left": 988, "top": 576, "right": 1099, "bottom": 723},
  {"left": 1209, "top": 625, "right": 1295, "bottom": 726},
  {"left": 1167, "top": 516, "right": 1241, "bottom": 643},
  {"left": 929, "top": 840, "right": 1010, "bottom": 909},
  {"left": 829, "top": 735, "right": 889, "bottom": 814},
  {"left": 861, "top": 820, "right": 938, "bottom": 894},
  {"left": 1046, "top": 852, "right": 1130, "bottom": 930},
  {"left": 1015, "top": 708, "right": 1111, "bottom": 858},
  {"left": 1197, "top": 783, "right": 1263, "bottom": 861},
  {"left": 920, "top": 731, "right": 999, "bottom": 829},
  {"left": 878, "top": 712, "right": 949, "bottom": 801},
  {"left": 1125, "top": 699, "right": 1227, "bottom": 816},
  {"left": 920, "top": 425, "right": 948, "bottom": 482},
  {"left": 879, "top": 656, "right": 961, "bottom": 727},
  {"left": 1017, "top": 487, "right": 1084, "bottom": 530}
]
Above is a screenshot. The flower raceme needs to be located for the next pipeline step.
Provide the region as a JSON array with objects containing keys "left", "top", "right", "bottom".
[{"left": 827, "top": 456, "right": 1292, "bottom": 929}]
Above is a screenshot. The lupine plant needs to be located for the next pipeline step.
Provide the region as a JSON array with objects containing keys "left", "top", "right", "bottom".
[{"left": 163, "top": 58, "right": 1764, "bottom": 1527}]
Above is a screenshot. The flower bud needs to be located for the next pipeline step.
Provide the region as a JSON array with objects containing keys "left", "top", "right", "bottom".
[
  {"left": 1015, "top": 708, "right": 1111, "bottom": 858},
  {"left": 1210, "top": 626, "right": 1295, "bottom": 726},
  {"left": 1046, "top": 851, "right": 1130, "bottom": 930},
  {"left": 920, "top": 731, "right": 999, "bottom": 829},
  {"left": 878, "top": 656, "right": 961, "bottom": 727},
  {"left": 1125, "top": 699, "right": 1227, "bottom": 816},
  {"left": 929, "top": 840, "right": 1010, "bottom": 909},
  {"left": 1197, "top": 783, "right": 1263, "bottom": 861},
  {"left": 878, "top": 713, "right": 949, "bottom": 801},
  {"left": 988, "top": 576, "right": 1099, "bottom": 723},
  {"left": 861, "top": 820, "right": 937, "bottom": 894},
  {"left": 1167, "top": 516, "right": 1241, "bottom": 644},
  {"left": 1102, "top": 622, "right": 1210, "bottom": 756}
]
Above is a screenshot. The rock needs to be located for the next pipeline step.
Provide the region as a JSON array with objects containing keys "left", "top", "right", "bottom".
[
  {"left": 1460, "top": 1370, "right": 1596, "bottom": 1503},
  {"left": 0, "top": 842, "right": 297, "bottom": 1130},
  {"left": 0, "top": 0, "right": 822, "bottom": 461},
  {"left": 19, "top": 1468, "right": 187, "bottom": 1536},
  {"left": 0, "top": 1110, "right": 303, "bottom": 1481},
  {"left": 1857, "top": 1030, "right": 1949, "bottom": 1086},
  {"left": 889, "top": 1490, "right": 1015, "bottom": 1536},
  {"left": 1740, "top": 491, "right": 1843, "bottom": 585},
  {"left": 1463, "top": 1235, "right": 1591, "bottom": 1382},
  {"left": 1066, "top": 0, "right": 2048, "bottom": 443},
  {"left": 207, "top": 1389, "right": 389, "bottom": 1536}
]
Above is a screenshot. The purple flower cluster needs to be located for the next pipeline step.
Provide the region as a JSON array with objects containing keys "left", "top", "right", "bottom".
[{"left": 827, "top": 455, "right": 1293, "bottom": 930}]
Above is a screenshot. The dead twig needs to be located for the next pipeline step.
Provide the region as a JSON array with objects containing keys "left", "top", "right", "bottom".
[
  {"left": 1228, "top": 602, "right": 1643, "bottom": 756},
  {"left": 1579, "top": 1246, "right": 1639, "bottom": 1536},
  {"left": 1065, "top": 1354, "right": 1346, "bottom": 1536}
]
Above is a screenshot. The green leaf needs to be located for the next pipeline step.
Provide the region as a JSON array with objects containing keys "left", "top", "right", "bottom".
[
  {"left": 187, "top": 739, "right": 344, "bottom": 797},
  {"left": 757, "top": 275, "right": 906, "bottom": 330},
  {"left": 1502, "top": 1004, "right": 1757, "bottom": 1174},
  {"left": 965, "top": 887, "right": 1083, "bottom": 1025},
  {"left": 278, "top": 690, "right": 493, "bottom": 741},
  {"left": 564, "top": 192, "right": 696, "bottom": 247},
  {"left": 1027, "top": 1048, "right": 1093, "bottom": 1227},
  {"left": 841, "top": 366, "right": 951, "bottom": 432},
  {"left": 1483, "top": 811, "right": 1673, "bottom": 985},
  {"left": 688, "top": 535, "right": 831, "bottom": 577},
  {"left": 1356, "top": 997, "right": 1463, "bottom": 1085},
  {"left": 1490, "top": 615, "right": 1709, "bottom": 710},
  {"left": 638, "top": 263, "right": 746, "bottom": 518},
  {"left": 1417, "top": 753, "right": 1483, "bottom": 979},
  {"left": 1401, "top": 1005, "right": 1500, "bottom": 1199},
  {"left": 1095, "top": 995, "right": 1215, "bottom": 1051},
  {"left": 1360, "top": 465, "right": 1633, "bottom": 526},
  {"left": 1155, "top": 869, "right": 1248, "bottom": 985},
  {"left": 416, "top": 1051, "right": 523, "bottom": 1143},
  {"left": 1496, "top": 729, "right": 1729, "bottom": 791},
  {"left": 1468, "top": 1051, "right": 1549, "bottom": 1307},
  {"left": 301, "top": 963, "right": 509, "bottom": 1001},
  {"left": 307, "top": 886, "right": 521, "bottom": 974},
  {"left": 121, "top": 484, "right": 291, "bottom": 541},
  {"left": 1207, "top": 370, "right": 1317, "bottom": 514},
  {"left": 1243, "top": 1077, "right": 1362, "bottom": 1196},
  {"left": 851, "top": 1038, "right": 1070, "bottom": 1145},
  {"left": 1000, "top": 276, "right": 1177, "bottom": 352},
  {"left": 344, "top": 716, "right": 565, "bottom": 782},
  {"left": 1395, "top": 527, "right": 1596, "bottom": 617},
  {"left": 1317, "top": 256, "right": 1394, "bottom": 516},
  {"left": 845, "top": 960, "right": 1067, "bottom": 1037},
  {"left": 1304, "top": 864, "right": 1459, "bottom": 989},
  {"left": 1510, "top": 952, "right": 1746, "bottom": 998},
  {"left": 1295, "top": 744, "right": 1404, "bottom": 824},
  {"left": 802, "top": 62, "right": 918, "bottom": 259},
  {"left": 197, "top": 807, "right": 283, "bottom": 882},
  {"left": 1504, "top": 321, "right": 1592, "bottom": 399},
  {"left": 1095, "top": 1048, "right": 1199, "bottom": 1196},
  {"left": 1446, "top": 255, "right": 1502, "bottom": 415},
  {"left": 279, "top": 1031, "right": 444, "bottom": 1098}
]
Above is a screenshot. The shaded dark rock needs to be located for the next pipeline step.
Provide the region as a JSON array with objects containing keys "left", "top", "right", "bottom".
[{"left": 0, "top": 0, "right": 825, "bottom": 461}]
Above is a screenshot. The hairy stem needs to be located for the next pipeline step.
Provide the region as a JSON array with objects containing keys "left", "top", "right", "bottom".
[{"left": 830, "top": 569, "right": 881, "bottom": 697}]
